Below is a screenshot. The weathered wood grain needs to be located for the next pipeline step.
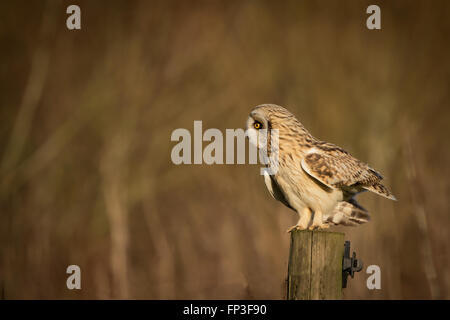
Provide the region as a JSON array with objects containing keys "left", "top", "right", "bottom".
[{"left": 287, "top": 230, "right": 345, "bottom": 300}]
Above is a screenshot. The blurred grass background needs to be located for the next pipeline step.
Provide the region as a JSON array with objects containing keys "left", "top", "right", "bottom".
[{"left": 0, "top": 0, "right": 449, "bottom": 299}]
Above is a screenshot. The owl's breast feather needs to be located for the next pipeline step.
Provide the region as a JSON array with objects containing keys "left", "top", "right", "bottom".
[{"left": 275, "top": 166, "right": 343, "bottom": 214}]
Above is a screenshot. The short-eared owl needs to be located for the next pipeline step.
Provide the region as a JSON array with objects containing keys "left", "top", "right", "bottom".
[{"left": 246, "top": 104, "right": 396, "bottom": 231}]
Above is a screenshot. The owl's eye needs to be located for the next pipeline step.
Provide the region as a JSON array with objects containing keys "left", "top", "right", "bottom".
[{"left": 253, "top": 121, "right": 262, "bottom": 129}]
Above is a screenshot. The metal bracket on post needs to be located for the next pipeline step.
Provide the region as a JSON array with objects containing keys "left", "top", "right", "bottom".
[{"left": 342, "top": 240, "right": 363, "bottom": 288}]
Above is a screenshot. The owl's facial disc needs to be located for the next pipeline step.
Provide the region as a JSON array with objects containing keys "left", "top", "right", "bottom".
[
  {"left": 245, "top": 116, "right": 257, "bottom": 147},
  {"left": 246, "top": 114, "right": 269, "bottom": 150}
]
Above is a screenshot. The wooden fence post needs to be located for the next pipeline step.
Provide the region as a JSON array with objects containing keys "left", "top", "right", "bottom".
[{"left": 287, "top": 230, "right": 345, "bottom": 300}]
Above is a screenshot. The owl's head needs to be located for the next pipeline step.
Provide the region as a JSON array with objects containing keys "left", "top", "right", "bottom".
[{"left": 246, "top": 104, "right": 296, "bottom": 148}]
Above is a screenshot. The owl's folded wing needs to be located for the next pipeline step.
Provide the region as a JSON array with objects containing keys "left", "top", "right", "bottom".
[
  {"left": 300, "top": 150, "right": 382, "bottom": 189},
  {"left": 263, "top": 170, "right": 295, "bottom": 210}
]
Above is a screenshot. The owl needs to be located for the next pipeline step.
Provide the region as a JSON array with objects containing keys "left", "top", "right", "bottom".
[{"left": 246, "top": 104, "right": 396, "bottom": 231}]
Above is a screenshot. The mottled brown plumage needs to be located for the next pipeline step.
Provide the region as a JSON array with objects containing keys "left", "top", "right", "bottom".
[{"left": 246, "top": 104, "right": 396, "bottom": 231}]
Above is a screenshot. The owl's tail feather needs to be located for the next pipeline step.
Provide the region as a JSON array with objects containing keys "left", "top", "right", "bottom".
[
  {"left": 327, "top": 199, "right": 370, "bottom": 226},
  {"left": 364, "top": 182, "right": 397, "bottom": 201}
]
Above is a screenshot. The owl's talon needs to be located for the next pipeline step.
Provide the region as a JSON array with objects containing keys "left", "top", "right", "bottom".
[
  {"left": 286, "top": 225, "right": 308, "bottom": 233},
  {"left": 309, "top": 224, "right": 330, "bottom": 230}
]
